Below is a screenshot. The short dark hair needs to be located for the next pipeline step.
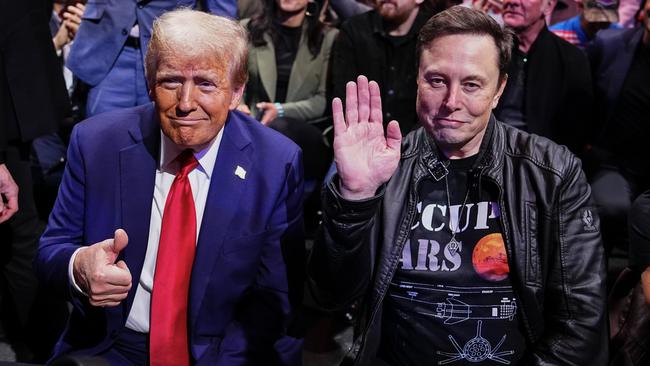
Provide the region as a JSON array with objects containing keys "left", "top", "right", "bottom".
[{"left": 416, "top": 6, "right": 513, "bottom": 82}]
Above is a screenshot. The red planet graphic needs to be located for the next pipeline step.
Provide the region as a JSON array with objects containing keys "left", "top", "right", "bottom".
[{"left": 472, "top": 233, "right": 509, "bottom": 281}]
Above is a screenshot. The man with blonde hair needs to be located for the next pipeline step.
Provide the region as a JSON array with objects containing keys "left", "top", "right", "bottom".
[{"left": 37, "top": 9, "right": 305, "bottom": 365}]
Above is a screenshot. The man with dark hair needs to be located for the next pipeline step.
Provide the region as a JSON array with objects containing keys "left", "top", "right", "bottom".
[
  {"left": 328, "top": 0, "right": 443, "bottom": 135},
  {"left": 308, "top": 6, "right": 607, "bottom": 365},
  {"left": 495, "top": 0, "right": 594, "bottom": 154}
]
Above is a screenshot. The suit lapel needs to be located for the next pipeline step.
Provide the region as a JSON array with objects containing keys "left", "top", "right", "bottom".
[
  {"left": 286, "top": 27, "right": 312, "bottom": 102},
  {"left": 257, "top": 33, "right": 277, "bottom": 102},
  {"left": 189, "top": 112, "right": 253, "bottom": 328},
  {"left": 120, "top": 105, "right": 159, "bottom": 314}
]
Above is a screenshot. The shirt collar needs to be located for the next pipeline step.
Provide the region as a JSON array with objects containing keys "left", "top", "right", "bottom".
[{"left": 159, "top": 128, "right": 224, "bottom": 179}]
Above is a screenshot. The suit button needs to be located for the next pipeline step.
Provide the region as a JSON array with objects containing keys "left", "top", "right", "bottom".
[
  {"left": 110, "top": 330, "right": 119, "bottom": 339},
  {"left": 122, "top": 29, "right": 128, "bottom": 36},
  {"left": 138, "top": 4, "right": 143, "bottom": 8}
]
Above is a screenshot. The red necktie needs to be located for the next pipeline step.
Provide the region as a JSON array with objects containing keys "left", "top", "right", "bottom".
[{"left": 150, "top": 150, "right": 199, "bottom": 366}]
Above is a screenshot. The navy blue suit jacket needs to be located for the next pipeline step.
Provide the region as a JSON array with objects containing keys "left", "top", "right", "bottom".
[
  {"left": 36, "top": 104, "right": 305, "bottom": 365},
  {"left": 67, "top": 0, "right": 237, "bottom": 86}
]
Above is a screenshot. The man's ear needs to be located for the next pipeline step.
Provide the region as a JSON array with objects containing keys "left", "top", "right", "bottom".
[
  {"left": 229, "top": 84, "right": 246, "bottom": 110},
  {"left": 542, "top": 0, "right": 558, "bottom": 18},
  {"left": 492, "top": 74, "right": 508, "bottom": 109}
]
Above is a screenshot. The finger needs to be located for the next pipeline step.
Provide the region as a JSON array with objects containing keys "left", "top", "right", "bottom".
[
  {"left": 256, "top": 102, "right": 269, "bottom": 110},
  {"left": 385, "top": 120, "right": 402, "bottom": 152},
  {"left": 345, "top": 81, "right": 359, "bottom": 125},
  {"left": 332, "top": 98, "right": 346, "bottom": 136},
  {"left": 90, "top": 300, "right": 124, "bottom": 307},
  {"left": 115, "top": 260, "right": 131, "bottom": 274},
  {"left": 64, "top": 19, "right": 79, "bottom": 31},
  {"left": 103, "top": 264, "right": 132, "bottom": 287},
  {"left": 357, "top": 75, "right": 370, "bottom": 123},
  {"left": 63, "top": 11, "right": 80, "bottom": 24},
  {"left": 89, "top": 293, "right": 128, "bottom": 307},
  {"left": 89, "top": 283, "right": 131, "bottom": 297},
  {"left": 111, "top": 229, "right": 129, "bottom": 254},
  {"left": 68, "top": 4, "right": 85, "bottom": 17},
  {"left": 260, "top": 113, "right": 272, "bottom": 125},
  {"left": 368, "top": 80, "right": 383, "bottom": 126}
]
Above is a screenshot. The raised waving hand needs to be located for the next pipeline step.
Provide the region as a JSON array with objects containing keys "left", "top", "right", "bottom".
[{"left": 333, "top": 75, "right": 402, "bottom": 200}]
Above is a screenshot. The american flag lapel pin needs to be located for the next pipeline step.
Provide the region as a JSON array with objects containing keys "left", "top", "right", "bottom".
[{"left": 235, "top": 165, "right": 246, "bottom": 180}]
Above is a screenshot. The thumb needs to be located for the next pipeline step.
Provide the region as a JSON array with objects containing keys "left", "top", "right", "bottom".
[
  {"left": 115, "top": 260, "right": 131, "bottom": 275},
  {"left": 385, "top": 120, "right": 402, "bottom": 151},
  {"left": 110, "top": 229, "right": 129, "bottom": 255},
  {"left": 256, "top": 102, "right": 269, "bottom": 110}
]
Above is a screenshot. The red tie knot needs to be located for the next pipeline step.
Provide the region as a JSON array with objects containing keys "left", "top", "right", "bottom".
[{"left": 176, "top": 149, "right": 199, "bottom": 178}]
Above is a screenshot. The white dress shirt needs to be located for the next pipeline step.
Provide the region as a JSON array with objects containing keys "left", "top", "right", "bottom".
[{"left": 68, "top": 128, "right": 223, "bottom": 333}]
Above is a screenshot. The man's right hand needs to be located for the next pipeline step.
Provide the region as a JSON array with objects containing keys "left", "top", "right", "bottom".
[
  {"left": 333, "top": 75, "right": 402, "bottom": 200},
  {"left": 73, "top": 229, "right": 132, "bottom": 307}
]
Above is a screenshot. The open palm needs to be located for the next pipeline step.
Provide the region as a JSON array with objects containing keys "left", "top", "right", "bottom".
[{"left": 333, "top": 76, "right": 402, "bottom": 200}]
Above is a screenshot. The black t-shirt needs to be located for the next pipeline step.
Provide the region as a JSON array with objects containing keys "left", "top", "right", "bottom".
[
  {"left": 272, "top": 22, "right": 302, "bottom": 103},
  {"left": 380, "top": 155, "right": 526, "bottom": 366},
  {"left": 496, "top": 48, "right": 527, "bottom": 131},
  {"left": 600, "top": 42, "right": 650, "bottom": 179}
]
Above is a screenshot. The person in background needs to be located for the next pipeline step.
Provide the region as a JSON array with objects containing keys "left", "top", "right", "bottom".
[
  {"left": 240, "top": 0, "right": 338, "bottom": 198},
  {"left": 328, "top": 0, "right": 444, "bottom": 135},
  {"left": 550, "top": 0, "right": 621, "bottom": 49},
  {"left": 240, "top": 0, "right": 338, "bottom": 126},
  {"left": 585, "top": 0, "right": 650, "bottom": 253},
  {"left": 0, "top": 0, "right": 69, "bottom": 362},
  {"left": 494, "top": 0, "right": 594, "bottom": 155},
  {"left": 67, "top": 0, "right": 237, "bottom": 118}
]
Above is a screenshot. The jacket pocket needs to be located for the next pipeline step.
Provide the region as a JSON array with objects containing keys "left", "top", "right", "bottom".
[
  {"left": 81, "top": 2, "right": 106, "bottom": 21},
  {"left": 525, "top": 202, "right": 542, "bottom": 287}
]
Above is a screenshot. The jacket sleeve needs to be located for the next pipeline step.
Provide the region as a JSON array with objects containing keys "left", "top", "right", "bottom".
[
  {"left": 35, "top": 126, "right": 86, "bottom": 304},
  {"left": 307, "top": 176, "right": 383, "bottom": 311},
  {"left": 203, "top": 0, "right": 238, "bottom": 18},
  {"left": 527, "top": 154, "right": 608, "bottom": 365},
  {"left": 212, "top": 148, "right": 305, "bottom": 365},
  {"left": 282, "top": 29, "right": 339, "bottom": 122}
]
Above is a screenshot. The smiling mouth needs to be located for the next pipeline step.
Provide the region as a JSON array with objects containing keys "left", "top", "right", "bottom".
[
  {"left": 170, "top": 117, "right": 207, "bottom": 125},
  {"left": 435, "top": 117, "right": 465, "bottom": 124}
]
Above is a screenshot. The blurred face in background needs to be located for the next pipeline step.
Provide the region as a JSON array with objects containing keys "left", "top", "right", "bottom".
[
  {"left": 502, "top": 0, "right": 554, "bottom": 31},
  {"left": 276, "top": 0, "right": 309, "bottom": 14},
  {"left": 376, "top": 0, "right": 424, "bottom": 24}
]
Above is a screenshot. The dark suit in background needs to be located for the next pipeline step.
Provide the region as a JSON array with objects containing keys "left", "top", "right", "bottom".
[
  {"left": 0, "top": 0, "right": 69, "bottom": 361},
  {"left": 495, "top": 27, "right": 594, "bottom": 155},
  {"left": 586, "top": 26, "right": 650, "bottom": 252}
]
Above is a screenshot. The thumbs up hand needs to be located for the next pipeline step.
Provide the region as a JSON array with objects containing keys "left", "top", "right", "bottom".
[{"left": 73, "top": 229, "right": 132, "bottom": 307}]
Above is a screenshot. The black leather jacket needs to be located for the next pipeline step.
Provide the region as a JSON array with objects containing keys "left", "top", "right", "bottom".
[{"left": 308, "top": 117, "right": 608, "bottom": 365}]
